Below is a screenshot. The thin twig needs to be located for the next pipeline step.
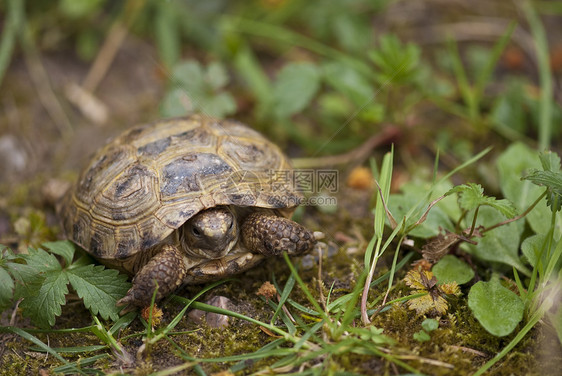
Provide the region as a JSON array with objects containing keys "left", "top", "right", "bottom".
[
  {"left": 82, "top": 22, "right": 129, "bottom": 93},
  {"left": 482, "top": 191, "right": 547, "bottom": 234},
  {"left": 22, "top": 31, "right": 73, "bottom": 136},
  {"left": 317, "top": 245, "right": 328, "bottom": 313},
  {"left": 449, "top": 345, "right": 488, "bottom": 357}
]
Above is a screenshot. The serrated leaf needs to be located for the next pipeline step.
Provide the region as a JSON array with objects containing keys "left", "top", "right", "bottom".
[
  {"left": 447, "top": 183, "right": 517, "bottom": 218},
  {"left": 20, "top": 271, "right": 69, "bottom": 328},
  {"left": 7, "top": 262, "right": 44, "bottom": 299},
  {"left": 0, "top": 267, "right": 15, "bottom": 310},
  {"left": 497, "top": 143, "right": 562, "bottom": 239},
  {"left": 6, "top": 248, "right": 51, "bottom": 300},
  {"left": 523, "top": 170, "right": 562, "bottom": 212},
  {"left": 432, "top": 255, "right": 475, "bottom": 285},
  {"left": 464, "top": 206, "right": 529, "bottom": 274},
  {"left": 447, "top": 183, "right": 484, "bottom": 211},
  {"left": 539, "top": 151, "right": 561, "bottom": 172},
  {"left": 68, "top": 265, "right": 130, "bottom": 321},
  {"left": 468, "top": 277, "right": 524, "bottom": 337},
  {"left": 484, "top": 198, "right": 518, "bottom": 218},
  {"left": 272, "top": 62, "right": 320, "bottom": 119},
  {"left": 6, "top": 254, "right": 40, "bottom": 280},
  {"left": 42, "top": 241, "right": 75, "bottom": 266},
  {"left": 22, "top": 247, "right": 62, "bottom": 272}
]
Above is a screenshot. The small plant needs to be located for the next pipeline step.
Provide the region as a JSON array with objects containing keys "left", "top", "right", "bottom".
[
  {"left": 0, "top": 241, "right": 130, "bottom": 328},
  {"left": 160, "top": 59, "right": 237, "bottom": 118},
  {"left": 413, "top": 318, "right": 439, "bottom": 342},
  {"left": 404, "top": 268, "right": 460, "bottom": 316}
]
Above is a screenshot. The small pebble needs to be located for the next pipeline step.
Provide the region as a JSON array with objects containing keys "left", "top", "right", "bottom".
[
  {"left": 0, "top": 135, "right": 27, "bottom": 174},
  {"left": 189, "top": 296, "right": 231, "bottom": 328},
  {"left": 346, "top": 166, "right": 373, "bottom": 190}
]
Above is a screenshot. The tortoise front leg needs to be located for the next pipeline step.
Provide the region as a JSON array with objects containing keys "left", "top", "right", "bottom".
[
  {"left": 117, "top": 245, "right": 187, "bottom": 308},
  {"left": 241, "top": 212, "right": 316, "bottom": 256}
]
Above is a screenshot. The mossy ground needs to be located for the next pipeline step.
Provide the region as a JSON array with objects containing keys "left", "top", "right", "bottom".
[
  {"left": 1, "top": 1, "right": 562, "bottom": 372},
  {"left": 1, "top": 189, "right": 561, "bottom": 375}
]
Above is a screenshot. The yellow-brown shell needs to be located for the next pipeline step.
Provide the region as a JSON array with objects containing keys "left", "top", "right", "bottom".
[{"left": 61, "top": 115, "right": 302, "bottom": 261}]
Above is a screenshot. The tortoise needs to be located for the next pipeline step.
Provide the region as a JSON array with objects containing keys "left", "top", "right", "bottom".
[{"left": 60, "top": 115, "right": 316, "bottom": 308}]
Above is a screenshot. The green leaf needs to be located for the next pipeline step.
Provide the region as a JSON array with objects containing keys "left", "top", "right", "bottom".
[
  {"left": 421, "top": 318, "right": 439, "bottom": 332},
  {"left": 161, "top": 60, "right": 236, "bottom": 118},
  {"left": 170, "top": 60, "right": 204, "bottom": 90},
  {"left": 446, "top": 183, "right": 518, "bottom": 218},
  {"left": 323, "top": 62, "right": 374, "bottom": 106},
  {"left": 7, "top": 262, "right": 44, "bottom": 300},
  {"left": 464, "top": 206, "right": 529, "bottom": 275},
  {"left": 206, "top": 61, "right": 229, "bottom": 90},
  {"left": 42, "top": 240, "right": 75, "bottom": 266},
  {"left": 468, "top": 277, "right": 524, "bottom": 337},
  {"left": 432, "top": 255, "right": 475, "bottom": 285},
  {"left": 68, "top": 265, "right": 130, "bottom": 321},
  {"left": 521, "top": 234, "right": 548, "bottom": 269},
  {"left": 413, "top": 330, "right": 430, "bottom": 342},
  {"left": 369, "top": 34, "right": 420, "bottom": 85},
  {"left": 523, "top": 170, "right": 562, "bottom": 212},
  {"left": 10, "top": 247, "right": 60, "bottom": 299},
  {"left": 160, "top": 87, "right": 195, "bottom": 118},
  {"left": 497, "top": 143, "right": 562, "bottom": 239},
  {"left": 19, "top": 271, "right": 69, "bottom": 328},
  {"left": 21, "top": 246, "right": 61, "bottom": 272},
  {"left": 0, "top": 267, "right": 14, "bottom": 310},
  {"left": 539, "top": 150, "right": 561, "bottom": 172},
  {"left": 201, "top": 93, "right": 237, "bottom": 119},
  {"left": 272, "top": 62, "right": 320, "bottom": 119}
]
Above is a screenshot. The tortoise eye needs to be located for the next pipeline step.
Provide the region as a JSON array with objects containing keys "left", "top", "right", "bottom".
[{"left": 192, "top": 227, "right": 201, "bottom": 237}]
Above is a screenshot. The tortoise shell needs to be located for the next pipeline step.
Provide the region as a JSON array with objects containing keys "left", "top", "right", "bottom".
[{"left": 61, "top": 115, "right": 302, "bottom": 261}]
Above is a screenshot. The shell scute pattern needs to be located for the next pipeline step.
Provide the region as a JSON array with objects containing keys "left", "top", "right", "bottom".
[
  {"left": 159, "top": 153, "right": 232, "bottom": 198},
  {"left": 63, "top": 115, "right": 302, "bottom": 261},
  {"left": 137, "top": 136, "right": 171, "bottom": 156},
  {"left": 98, "top": 163, "right": 159, "bottom": 223}
]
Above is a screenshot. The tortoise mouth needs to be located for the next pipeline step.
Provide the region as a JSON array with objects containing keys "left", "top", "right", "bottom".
[
  {"left": 184, "top": 236, "right": 238, "bottom": 260},
  {"left": 183, "top": 251, "right": 265, "bottom": 284}
]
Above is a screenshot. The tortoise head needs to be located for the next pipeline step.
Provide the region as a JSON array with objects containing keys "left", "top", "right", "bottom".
[{"left": 180, "top": 206, "right": 239, "bottom": 259}]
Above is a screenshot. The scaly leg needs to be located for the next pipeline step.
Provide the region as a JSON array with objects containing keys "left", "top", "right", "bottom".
[
  {"left": 241, "top": 212, "right": 316, "bottom": 256},
  {"left": 117, "top": 245, "right": 187, "bottom": 308}
]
